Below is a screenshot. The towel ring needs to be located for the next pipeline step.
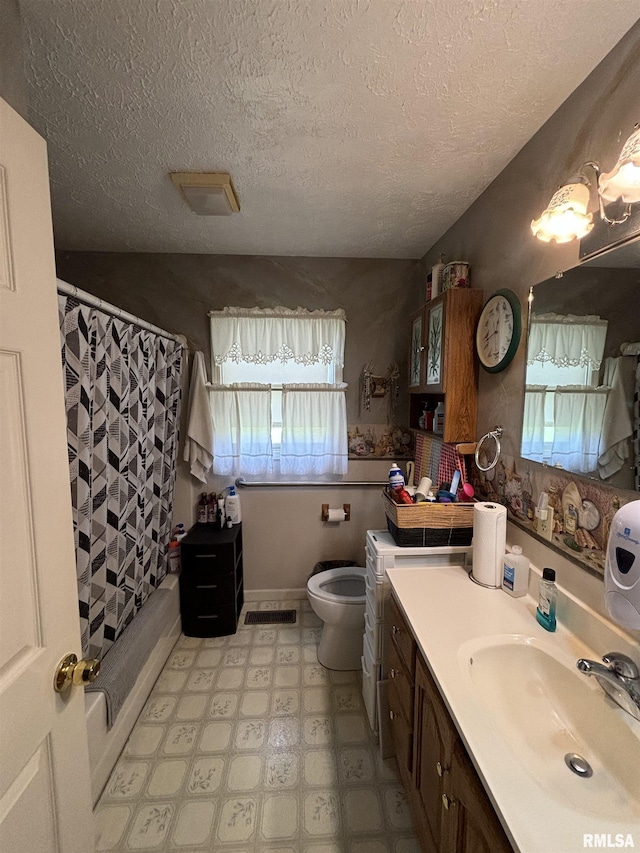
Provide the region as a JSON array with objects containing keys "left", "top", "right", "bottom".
[{"left": 475, "top": 426, "right": 503, "bottom": 472}]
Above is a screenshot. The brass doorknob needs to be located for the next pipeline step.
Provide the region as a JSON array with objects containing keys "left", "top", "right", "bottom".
[{"left": 54, "top": 653, "right": 101, "bottom": 693}]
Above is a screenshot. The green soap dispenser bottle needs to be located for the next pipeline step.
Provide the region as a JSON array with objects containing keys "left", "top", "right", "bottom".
[{"left": 536, "top": 568, "right": 557, "bottom": 632}]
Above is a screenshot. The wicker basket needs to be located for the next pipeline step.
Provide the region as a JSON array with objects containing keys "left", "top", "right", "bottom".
[{"left": 383, "top": 490, "right": 474, "bottom": 547}]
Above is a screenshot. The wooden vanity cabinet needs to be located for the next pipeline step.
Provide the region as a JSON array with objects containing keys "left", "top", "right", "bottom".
[
  {"left": 388, "top": 592, "right": 514, "bottom": 853},
  {"left": 408, "top": 288, "right": 483, "bottom": 442}
]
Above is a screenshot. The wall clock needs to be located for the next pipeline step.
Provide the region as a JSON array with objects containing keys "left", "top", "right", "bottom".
[{"left": 475, "top": 288, "right": 522, "bottom": 373}]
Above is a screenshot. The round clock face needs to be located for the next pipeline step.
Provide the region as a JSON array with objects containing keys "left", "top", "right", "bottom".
[{"left": 476, "top": 289, "right": 521, "bottom": 373}]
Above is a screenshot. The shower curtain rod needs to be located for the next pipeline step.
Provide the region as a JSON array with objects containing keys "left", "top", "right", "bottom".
[{"left": 56, "top": 278, "right": 183, "bottom": 345}]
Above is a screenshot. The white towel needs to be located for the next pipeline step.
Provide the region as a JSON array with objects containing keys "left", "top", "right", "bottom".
[
  {"left": 597, "top": 357, "right": 633, "bottom": 479},
  {"left": 183, "top": 351, "right": 214, "bottom": 482}
]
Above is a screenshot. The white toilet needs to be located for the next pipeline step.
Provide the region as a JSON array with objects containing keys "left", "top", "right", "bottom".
[{"left": 306, "top": 565, "right": 366, "bottom": 670}]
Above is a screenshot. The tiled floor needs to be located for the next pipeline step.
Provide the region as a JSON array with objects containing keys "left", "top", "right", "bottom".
[{"left": 94, "top": 598, "right": 420, "bottom": 852}]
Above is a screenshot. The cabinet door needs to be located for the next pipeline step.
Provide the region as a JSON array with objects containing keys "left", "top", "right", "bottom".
[
  {"left": 425, "top": 298, "right": 445, "bottom": 391},
  {"left": 409, "top": 306, "right": 426, "bottom": 391},
  {"left": 413, "top": 653, "right": 454, "bottom": 852},
  {"left": 441, "top": 742, "right": 514, "bottom": 853},
  {"left": 389, "top": 595, "right": 416, "bottom": 679}
]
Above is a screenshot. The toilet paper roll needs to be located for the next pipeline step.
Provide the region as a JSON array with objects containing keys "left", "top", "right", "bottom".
[
  {"left": 415, "top": 477, "right": 433, "bottom": 501},
  {"left": 471, "top": 502, "right": 507, "bottom": 588},
  {"left": 327, "top": 508, "right": 346, "bottom": 522}
]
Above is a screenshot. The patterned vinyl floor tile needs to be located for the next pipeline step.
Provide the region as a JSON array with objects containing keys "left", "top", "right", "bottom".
[{"left": 94, "top": 599, "right": 420, "bottom": 853}]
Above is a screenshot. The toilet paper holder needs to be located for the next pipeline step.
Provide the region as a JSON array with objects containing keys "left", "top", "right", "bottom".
[{"left": 322, "top": 504, "right": 351, "bottom": 522}]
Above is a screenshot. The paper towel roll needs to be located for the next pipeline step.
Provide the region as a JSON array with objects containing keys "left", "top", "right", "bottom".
[
  {"left": 471, "top": 502, "right": 507, "bottom": 588},
  {"left": 327, "top": 508, "right": 346, "bottom": 523}
]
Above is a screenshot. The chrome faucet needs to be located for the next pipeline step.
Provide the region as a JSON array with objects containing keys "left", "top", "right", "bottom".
[{"left": 576, "top": 652, "right": 640, "bottom": 722}]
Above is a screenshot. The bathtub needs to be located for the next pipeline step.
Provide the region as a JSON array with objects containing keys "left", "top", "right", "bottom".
[{"left": 85, "top": 573, "right": 181, "bottom": 804}]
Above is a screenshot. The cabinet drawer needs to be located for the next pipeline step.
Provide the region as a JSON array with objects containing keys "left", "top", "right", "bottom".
[
  {"left": 388, "top": 677, "right": 413, "bottom": 774},
  {"left": 181, "top": 547, "right": 229, "bottom": 572},
  {"left": 387, "top": 635, "right": 414, "bottom": 726},
  {"left": 181, "top": 602, "right": 238, "bottom": 638},
  {"left": 181, "top": 569, "right": 236, "bottom": 599},
  {"left": 389, "top": 594, "right": 416, "bottom": 678}
]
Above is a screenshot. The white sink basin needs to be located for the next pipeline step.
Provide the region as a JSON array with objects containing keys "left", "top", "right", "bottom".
[{"left": 457, "top": 634, "right": 640, "bottom": 820}]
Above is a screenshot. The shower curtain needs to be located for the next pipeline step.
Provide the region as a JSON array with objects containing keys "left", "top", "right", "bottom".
[{"left": 59, "top": 295, "right": 183, "bottom": 659}]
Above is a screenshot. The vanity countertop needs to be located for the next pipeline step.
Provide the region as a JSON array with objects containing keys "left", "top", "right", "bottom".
[{"left": 387, "top": 564, "right": 640, "bottom": 853}]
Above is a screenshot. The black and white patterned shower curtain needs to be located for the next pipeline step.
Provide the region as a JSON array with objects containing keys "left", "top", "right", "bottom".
[{"left": 59, "top": 295, "right": 183, "bottom": 659}]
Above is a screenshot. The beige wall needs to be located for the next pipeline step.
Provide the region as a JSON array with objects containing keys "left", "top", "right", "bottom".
[
  {"left": 55, "top": 22, "right": 640, "bottom": 609},
  {"left": 420, "top": 25, "right": 639, "bottom": 495},
  {"left": 56, "top": 252, "right": 419, "bottom": 590},
  {"left": 0, "top": 0, "right": 28, "bottom": 119}
]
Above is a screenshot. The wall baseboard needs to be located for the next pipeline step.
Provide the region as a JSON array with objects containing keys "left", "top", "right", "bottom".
[{"left": 244, "top": 588, "right": 307, "bottom": 602}]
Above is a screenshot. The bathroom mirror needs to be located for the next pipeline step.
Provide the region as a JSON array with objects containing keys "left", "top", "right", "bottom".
[{"left": 521, "top": 236, "right": 640, "bottom": 492}]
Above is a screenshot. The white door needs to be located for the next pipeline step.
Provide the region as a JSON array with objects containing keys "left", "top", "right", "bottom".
[{"left": 0, "top": 99, "right": 95, "bottom": 852}]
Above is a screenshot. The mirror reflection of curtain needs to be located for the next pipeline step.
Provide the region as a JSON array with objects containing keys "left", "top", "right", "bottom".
[
  {"left": 525, "top": 314, "right": 608, "bottom": 473},
  {"left": 526, "top": 313, "right": 608, "bottom": 368},
  {"left": 552, "top": 387, "right": 609, "bottom": 473},
  {"left": 522, "top": 386, "right": 547, "bottom": 462}
]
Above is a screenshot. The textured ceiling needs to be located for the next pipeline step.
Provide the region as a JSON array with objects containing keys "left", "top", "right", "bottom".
[{"left": 20, "top": 0, "right": 639, "bottom": 258}]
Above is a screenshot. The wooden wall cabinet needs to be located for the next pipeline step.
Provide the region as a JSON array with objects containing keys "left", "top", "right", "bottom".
[
  {"left": 388, "top": 592, "right": 514, "bottom": 853},
  {"left": 408, "top": 289, "right": 483, "bottom": 443}
]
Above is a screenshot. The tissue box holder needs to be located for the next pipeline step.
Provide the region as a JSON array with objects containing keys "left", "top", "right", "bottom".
[{"left": 383, "top": 490, "right": 474, "bottom": 547}]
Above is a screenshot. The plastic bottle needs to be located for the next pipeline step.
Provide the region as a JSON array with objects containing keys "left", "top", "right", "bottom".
[
  {"left": 431, "top": 254, "right": 445, "bottom": 298},
  {"left": 225, "top": 486, "right": 242, "bottom": 524},
  {"left": 388, "top": 462, "right": 405, "bottom": 490},
  {"left": 217, "top": 496, "right": 225, "bottom": 530},
  {"left": 207, "top": 493, "right": 217, "bottom": 524},
  {"left": 501, "top": 545, "right": 529, "bottom": 597},
  {"left": 167, "top": 540, "right": 181, "bottom": 573},
  {"left": 536, "top": 568, "right": 557, "bottom": 631},
  {"left": 433, "top": 402, "right": 445, "bottom": 435},
  {"left": 197, "top": 493, "right": 208, "bottom": 523},
  {"left": 174, "top": 523, "right": 187, "bottom": 542}
]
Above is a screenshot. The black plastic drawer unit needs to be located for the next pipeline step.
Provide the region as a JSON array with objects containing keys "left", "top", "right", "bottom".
[{"left": 179, "top": 523, "right": 243, "bottom": 637}]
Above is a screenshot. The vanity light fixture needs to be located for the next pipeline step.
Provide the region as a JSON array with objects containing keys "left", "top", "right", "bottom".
[
  {"left": 170, "top": 172, "right": 240, "bottom": 215},
  {"left": 531, "top": 124, "right": 640, "bottom": 244}
]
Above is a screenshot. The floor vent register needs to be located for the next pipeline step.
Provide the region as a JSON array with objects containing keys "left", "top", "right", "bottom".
[{"left": 244, "top": 609, "right": 297, "bottom": 625}]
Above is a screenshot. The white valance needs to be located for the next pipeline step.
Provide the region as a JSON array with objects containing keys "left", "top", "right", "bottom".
[
  {"left": 527, "top": 313, "right": 608, "bottom": 369},
  {"left": 209, "top": 306, "right": 346, "bottom": 368}
]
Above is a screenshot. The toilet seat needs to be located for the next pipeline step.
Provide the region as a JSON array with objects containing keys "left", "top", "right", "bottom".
[{"left": 307, "top": 566, "right": 366, "bottom": 605}]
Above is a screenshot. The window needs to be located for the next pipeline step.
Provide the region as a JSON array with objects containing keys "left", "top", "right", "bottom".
[{"left": 209, "top": 307, "right": 347, "bottom": 477}]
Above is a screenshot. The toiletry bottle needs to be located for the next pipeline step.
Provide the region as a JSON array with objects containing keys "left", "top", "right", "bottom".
[
  {"left": 431, "top": 254, "right": 445, "bottom": 298},
  {"left": 536, "top": 568, "right": 557, "bottom": 631},
  {"left": 433, "top": 401, "right": 445, "bottom": 435},
  {"left": 564, "top": 503, "right": 577, "bottom": 535},
  {"left": 217, "top": 497, "right": 225, "bottom": 530},
  {"left": 167, "top": 540, "right": 181, "bottom": 573},
  {"left": 501, "top": 545, "right": 529, "bottom": 597},
  {"left": 388, "top": 462, "right": 405, "bottom": 491},
  {"left": 197, "top": 493, "right": 208, "bottom": 524},
  {"left": 226, "top": 486, "right": 242, "bottom": 524},
  {"left": 207, "top": 493, "right": 217, "bottom": 524}
]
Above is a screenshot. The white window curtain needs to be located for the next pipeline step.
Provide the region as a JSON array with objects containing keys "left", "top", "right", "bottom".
[
  {"left": 550, "top": 386, "right": 609, "bottom": 473},
  {"left": 522, "top": 386, "right": 547, "bottom": 462},
  {"left": 527, "top": 313, "right": 608, "bottom": 368},
  {"left": 209, "top": 306, "right": 345, "bottom": 374},
  {"left": 280, "top": 383, "right": 348, "bottom": 476},
  {"left": 209, "top": 384, "right": 273, "bottom": 476}
]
